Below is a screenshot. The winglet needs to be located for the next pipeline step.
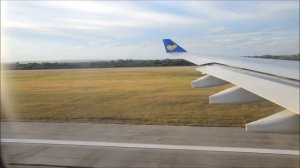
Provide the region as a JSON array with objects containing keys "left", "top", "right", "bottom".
[{"left": 162, "top": 39, "right": 187, "bottom": 53}]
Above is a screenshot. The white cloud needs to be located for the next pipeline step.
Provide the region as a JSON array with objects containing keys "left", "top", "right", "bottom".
[
  {"left": 181, "top": 1, "right": 299, "bottom": 22},
  {"left": 1, "top": 0, "right": 201, "bottom": 52},
  {"left": 182, "top": 30, "right": 299, "bottom": 57},
  {"left": 44, "top": 1, "right": 199, "bottom": 25},
  {"left": 1, "top": 1, "right": 299, "bottom": 62},
  {"left": 209, "top": 26, "right": 228, "bottom": 34},
  {"left": 3, "top": 1, "right": 199, "bottom": 32}
]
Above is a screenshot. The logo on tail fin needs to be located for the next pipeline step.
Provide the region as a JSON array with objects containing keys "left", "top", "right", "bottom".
[
  {"left": 162, "top": 39, "right": 187, "bottom": 53},
  {"left": 166, "top": 44, "right": 178, "bottom": 51}
]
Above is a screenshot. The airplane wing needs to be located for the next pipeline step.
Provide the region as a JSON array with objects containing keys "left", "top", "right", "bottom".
[{"left": 162, "top": 39, "right": 299, "bottom": 134}]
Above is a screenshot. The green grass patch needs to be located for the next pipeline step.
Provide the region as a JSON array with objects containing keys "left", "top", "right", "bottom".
[{"left": 1, "top": 67, "right": 282, "bottom": 126}]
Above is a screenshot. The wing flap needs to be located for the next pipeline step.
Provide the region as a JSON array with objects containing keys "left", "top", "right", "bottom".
[
  {"left": 246, "top": 110, "right": 299, "bottom": 134},
  {"left": 191, "top": 75, "right": 228, "bottom": 88},
  {"left": 209, "top": 86, "right": 265, "bottom": 104}
]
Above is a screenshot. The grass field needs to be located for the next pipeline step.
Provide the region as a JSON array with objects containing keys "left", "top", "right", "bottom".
[{"left": 1, "top": 67, "right": 283, "bottom": 127}]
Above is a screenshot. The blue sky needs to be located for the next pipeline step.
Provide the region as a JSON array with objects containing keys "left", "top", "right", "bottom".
[{"left": 1, "top": 1, "right": 299, "bottom": 62}]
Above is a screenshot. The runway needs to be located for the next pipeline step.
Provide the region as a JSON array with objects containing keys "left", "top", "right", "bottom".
[
  {"left": 1, "top": 122, "right": 299, "bottom": 168},
  {"left": 2, "top": 138, "right": 299, "bottom": 156}
]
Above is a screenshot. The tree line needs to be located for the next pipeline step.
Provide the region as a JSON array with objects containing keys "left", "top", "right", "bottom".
[
  {"left": 3, "top": 54, "right": 299, "bottom": 70},
  {"left": 3, "top": 59, "right": 196, "bottom": 70},
  {"left": 244, "top": 54, "right": 299, "bottom": 61}
]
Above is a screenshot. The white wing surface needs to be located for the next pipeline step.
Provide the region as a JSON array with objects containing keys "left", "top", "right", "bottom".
[{"left": 162, "top": 39, "right": 299, "bottom": 134}]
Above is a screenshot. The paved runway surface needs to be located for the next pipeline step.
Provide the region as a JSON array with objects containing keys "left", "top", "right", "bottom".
[{"left": 1, "top": 122, "right": 299, "bottom": 168}]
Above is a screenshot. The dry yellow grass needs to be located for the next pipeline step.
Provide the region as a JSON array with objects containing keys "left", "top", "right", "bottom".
[{"left": 1, "top": 67, "right": 283, "bottom": 126}]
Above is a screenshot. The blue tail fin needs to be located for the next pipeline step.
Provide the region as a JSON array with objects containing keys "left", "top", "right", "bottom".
[{"left": 162, "top": 39, "right": 187, "bottom": 53}]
